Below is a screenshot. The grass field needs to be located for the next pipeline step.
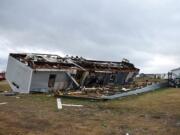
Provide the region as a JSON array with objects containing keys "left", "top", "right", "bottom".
[
  {"left": 0, "top": 81, "right": 180, "bottom": 135},
  {"left": 0, "top": 80, "right": 11, "bottom": 92}
]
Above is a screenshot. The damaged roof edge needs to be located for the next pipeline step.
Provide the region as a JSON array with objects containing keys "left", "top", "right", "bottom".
[{"left": 9, "top": 53, "right": 139, "bottom": 72}]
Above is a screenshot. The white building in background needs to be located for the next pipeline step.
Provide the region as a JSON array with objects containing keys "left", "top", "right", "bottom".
[
  {"left": 171, "top": 67, "right": 180, "bottom": 79},
  {"left": 169, "top": 67, "right": 180, "bottom": 87}
]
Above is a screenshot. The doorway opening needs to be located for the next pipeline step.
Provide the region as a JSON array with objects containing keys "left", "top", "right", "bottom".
[{"left": 48, "top": 74, "right": 56, "bottom": 88}]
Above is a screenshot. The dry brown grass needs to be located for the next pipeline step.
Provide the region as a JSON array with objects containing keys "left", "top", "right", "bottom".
[
  {"left": 0, "top": 80, "right": 11, "bottom": 92},
  {"left": 0, "top": 82, "right": 180, "bottom": 135}
]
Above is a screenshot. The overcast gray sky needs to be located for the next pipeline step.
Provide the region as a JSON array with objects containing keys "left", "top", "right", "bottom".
[{"left": 0, "top": 0, "right": 180, "bottom": 73}]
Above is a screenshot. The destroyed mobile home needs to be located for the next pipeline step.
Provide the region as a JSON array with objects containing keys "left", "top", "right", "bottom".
[{"left": 6, "top": 53, "right": 140, "bottom": 98}]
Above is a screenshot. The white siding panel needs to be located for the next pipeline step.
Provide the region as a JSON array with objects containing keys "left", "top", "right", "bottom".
[
  {"left": 6, "top": 56, "right": 32, "bottom": 93},
  {"left": 30, "top": 71, "right": 72, "bottom": 92}
]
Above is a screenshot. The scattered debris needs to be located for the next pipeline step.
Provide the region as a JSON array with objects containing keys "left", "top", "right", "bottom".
[
  {"left": 122, "top": 88, "right": 130, "bottom": 92},
  {"left": 3, "top": 92, "right": 17, "bottom": 96},
  {"left": 62, "top": 104, "right": 83, "bottom": 107},
  {"left": 56, "top": 98, "right": 83, "bottom": 109},
  {"left": 175, "top": 122, "right": 180, "bottom": 127},
  {"left": 57, "top": 98, "right": 62, "bottom": 110},
  {"left": 102, "top": 82, "right": 168, "bottom": 100},
  {"left": 0, "top": 102, "right": 8, "bottom": 105}
]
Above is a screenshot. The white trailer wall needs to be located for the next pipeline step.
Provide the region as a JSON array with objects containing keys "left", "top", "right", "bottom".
[
  {"left": 6, "top": 56, "right": 33, "bottom": 93},
  {"left": 30, "top": 71, "right": 73, "bottom": 92}
]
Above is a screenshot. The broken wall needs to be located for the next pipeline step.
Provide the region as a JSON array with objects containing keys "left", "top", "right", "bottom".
[
  {"left": 6, "top": 56, "right": 32, "bottom": 93},
  {"left": 30, "top": 71, "right": 75, "bottom": 92}
]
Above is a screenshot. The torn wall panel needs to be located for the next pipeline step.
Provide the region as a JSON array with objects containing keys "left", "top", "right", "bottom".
[
  {"left": 6, "top": 56, "right": 32, "bottom": 93},
  {"left": 30, "top": 71, "right": 74, "bottom": 93}
]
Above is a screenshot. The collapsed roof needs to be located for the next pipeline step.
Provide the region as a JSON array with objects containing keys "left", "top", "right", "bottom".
[{"left": 10, "top": 53, "right": 139, "bottom": 73}]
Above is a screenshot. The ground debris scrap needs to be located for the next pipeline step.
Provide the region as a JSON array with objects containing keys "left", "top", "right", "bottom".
[{"left": 0, "top": 102, "right": 8, "bottom": 105}]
